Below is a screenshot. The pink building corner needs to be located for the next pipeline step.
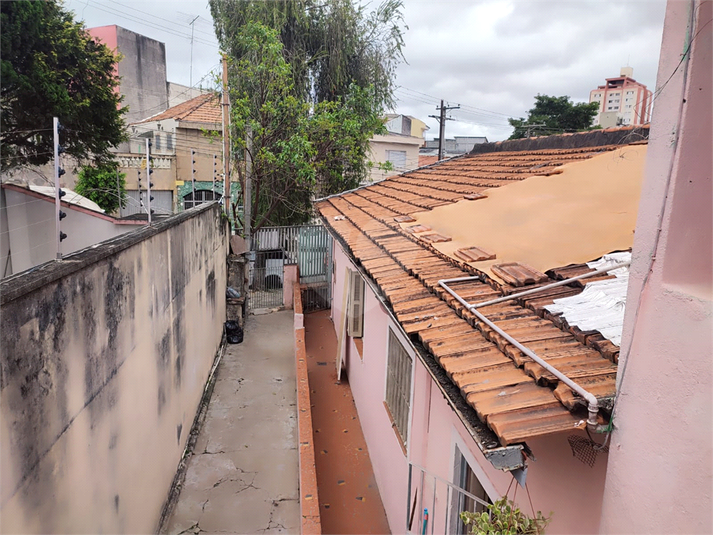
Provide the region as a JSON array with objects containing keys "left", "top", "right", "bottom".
[{"left": 599, "top": 1, "right": 713, "bottom": 532}]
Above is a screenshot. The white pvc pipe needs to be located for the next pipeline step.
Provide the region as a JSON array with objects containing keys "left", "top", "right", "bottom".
[
  {"left": 470, "top": 260, "right": 631, "bottom": 309},
  {"left": 438, "top": 280, "right": 602, "bottom": 427},
  {"left": 439, "top": 260, "right": 631, "bottom": 310}
]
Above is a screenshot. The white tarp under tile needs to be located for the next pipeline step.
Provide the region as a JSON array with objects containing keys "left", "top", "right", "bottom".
[{"left": 545, "top": 252, "right": 631, "bottom": 346}]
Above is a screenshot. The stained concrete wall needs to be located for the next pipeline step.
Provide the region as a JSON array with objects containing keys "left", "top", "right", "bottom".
[
  {"left": 89, "top": 26, "right": 169, "bottom": 123},
  {"left": 600, "top": 1, "right": 713, "bottom": 533},
  {"left": 1, "top": 186, "right": 142, "bottom": 276},
  {"left": 331, "top": 240, "right": 610, "bottom": 533},
  {"left": 0, "top": 203, "right": 228, "bottom": 533}
]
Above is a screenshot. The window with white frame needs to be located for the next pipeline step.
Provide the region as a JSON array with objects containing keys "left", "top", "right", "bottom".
[
  {"left": 347, "top": 270, "right": 365, "bottom": 338},
  {"left": 154, "top": 133, "right": 161, "bottom": 151},
  {"left": 385, "top": 328, "right": 412, "bottom": 446}
]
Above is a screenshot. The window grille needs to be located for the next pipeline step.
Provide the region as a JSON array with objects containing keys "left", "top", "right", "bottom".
[
  {"left": 183, "top": 189, "right": 217, "bottom": 210},
  {"left": 167, "top": 133, "right": 174, "bottom": 151},
  {"left": 155, "top": 134, "right": 161, "bottom": 150},
  {"left": 385, "top": 329, "right": 412, "bottom": 445}
]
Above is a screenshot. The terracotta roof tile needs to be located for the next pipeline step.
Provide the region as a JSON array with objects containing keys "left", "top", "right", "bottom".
[
  {"left": 134, "top": 92, "right": 221, "bottom": 125},
  {"left": 317, "top": 136, "right": 647, "bottom": 446}
]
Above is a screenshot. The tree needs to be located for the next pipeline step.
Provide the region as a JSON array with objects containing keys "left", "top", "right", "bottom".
[
  {"left": 211, "top": 1, "right": 405, "bottom": 230},
  {"left": 74, "top": 163, "right": 126, "bottom": 214},
  {"left": 508, "top": 95, "right": 599, "bottom": 140},
  {"left": 228, "top": 22, "right": 385, "bottom": 231},
  {"left": 210, "top": 0, "right": 406, "bottom": 109},
  {"left": 1, "top": 0, "right": 126, "bottom": 170}
]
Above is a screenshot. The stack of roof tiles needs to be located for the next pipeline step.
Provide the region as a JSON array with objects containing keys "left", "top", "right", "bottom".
[{"left": 317, "top": 132, "right": 645, "bottom": 446}]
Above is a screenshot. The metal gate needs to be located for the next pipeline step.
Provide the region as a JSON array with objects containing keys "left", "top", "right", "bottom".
[
  {"left": 248, "top": 249, "right": 286, "bottom": 310},
  {"left": 297, "top": 225, "right": 332, "bottom": 313},
  {"left": 248, "top": 225, "right": 332, "bottom": 312}
]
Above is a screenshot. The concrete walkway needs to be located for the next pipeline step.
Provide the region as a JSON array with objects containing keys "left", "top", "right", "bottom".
[{"left": 165, "top": 310, "right": 299, "bottom": 535}]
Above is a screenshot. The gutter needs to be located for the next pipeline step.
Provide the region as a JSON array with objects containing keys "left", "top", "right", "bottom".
[{"left": 438, "top": 260, "right": 631, "bottom": 429}]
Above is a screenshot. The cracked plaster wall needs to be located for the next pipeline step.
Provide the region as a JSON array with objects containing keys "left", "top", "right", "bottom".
[{"left": 0, "top": 204, "right": 227, "bottom": 533}]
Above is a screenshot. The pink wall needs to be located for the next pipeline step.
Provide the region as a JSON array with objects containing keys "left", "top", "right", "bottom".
[
  {"left": 87, "top": 25, "right": 118, "bottom": 52},
  {"left": 87, "top": 26, "right": 120, "bottom": 103},
  {"left": 331, "top": 243, "right": 410, "bottom": 532},
  {"left": 411, "top": 356, "right": 609, "bottom": 534},
  {"left": 331, "top": 241, "right": 610, "bottom": 534},
  {"left": 600, "top": 1, "right": 713, "bottom": 533},
  {"left": 283, "top": 264, "right": 299, "bottom": 309}
]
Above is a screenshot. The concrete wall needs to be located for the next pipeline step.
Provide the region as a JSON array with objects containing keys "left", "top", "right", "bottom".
[
  {"left": 368, "top": 135, "right": 422, "bottom": 183},
  {"left": 1, "top": 186, "right": 142, "bottom": 276},
  {"left": 0, "top": 203, "right": 228, "bottom": 533},
  {"left": 331, "top": 240, "right": 610, "bottom": 533},
  {"left": 600, "top": 1, "right": 713, "bottom": 533},
  {"left": 175, "top": 126, "right": 223, "bottom": 185},
  {"left": 116, "top": 27, "right": 168, "bottom": 123},
  {"left": 167, "top": 83, "right": 208, "bottom": 109}
]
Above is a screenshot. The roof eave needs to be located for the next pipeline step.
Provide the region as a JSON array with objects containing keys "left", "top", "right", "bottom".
[{"left": 319, "top": 216, "right": 526, "bottom": 471}]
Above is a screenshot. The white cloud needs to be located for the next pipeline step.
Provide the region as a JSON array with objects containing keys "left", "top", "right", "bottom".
[{"left": 67, "top": 0, "right": 666, "bottom": 141}]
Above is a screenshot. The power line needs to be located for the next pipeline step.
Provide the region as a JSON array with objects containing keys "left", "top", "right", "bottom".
[{"left": 79, "top": 0, "right": 219, "bottom": 48}]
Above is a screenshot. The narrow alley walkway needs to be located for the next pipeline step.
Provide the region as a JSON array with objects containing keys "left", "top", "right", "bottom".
[
  {"left": 164, "top": 310, "right": 299, "bottom": 535},
  {"left": 304, "top": 310, "right": 391, "bottom": 534}
]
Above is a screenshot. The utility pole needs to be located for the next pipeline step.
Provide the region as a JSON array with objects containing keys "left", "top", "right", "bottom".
[
  {"left": 190, "top": 148, "right": 196, "bottom": 207},
  {"left": 221, "top": 54, "right": 230, "bottom": 216},
  {"left": 524, "top": 123, "right": 546, "bottom": 138},
  {"left": 212, "top": 154, "right": 217, "bottom": 197},
  {"left": 116, "top": 167, "right": 121, "bottom": 216},
  {"left": 53, "top": 117, "right": 67, "bottom": 259},
  {"left": 244, "top": 126, "right": 253, "bottom": 251},
  {"left": 188, "top": 15, "right": 199, "bottom": 87},
  {"left": 146, "top": 139, "right": 153, "bottom": 225},
  {"left": 429, "top": 100, "right": 460, "bottom": 161}
]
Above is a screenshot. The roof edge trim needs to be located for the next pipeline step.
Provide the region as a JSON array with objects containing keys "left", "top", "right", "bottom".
[{"left": 467, "top": 126, "right": 649, "bottom": 156}]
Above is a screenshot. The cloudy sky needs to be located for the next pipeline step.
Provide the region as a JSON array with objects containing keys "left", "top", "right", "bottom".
[{"left": 66, "top": 0, "right": 667, "bottom": 141}]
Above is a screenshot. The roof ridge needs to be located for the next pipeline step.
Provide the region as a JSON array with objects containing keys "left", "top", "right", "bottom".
[{"left": 467, "top": 125, "right": 649, "bottom": 156}]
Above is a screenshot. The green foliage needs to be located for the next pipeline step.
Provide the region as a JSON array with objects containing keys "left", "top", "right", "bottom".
[
  {"left": 460, "top": 497, "right": 552, "bottom": 535},
  {"left": 211, "top": 1, "right": 405, "bottom": 230},
  {"left": 508, "top": 95, "right": 599, "bottom": 140},
  {"left": 74, "top": 163, "right": 126, "bottom": 214},
  {"left": 1, "top": 0, "right": 126, "bottom": 169},
  {"left": 226, "top": 21, "right": 387, "bottom": 230},
  {"left": 210, "top": 0, "right": 406, "bottom": 109}
]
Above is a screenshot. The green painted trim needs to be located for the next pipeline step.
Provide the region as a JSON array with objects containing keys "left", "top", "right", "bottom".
[{"left": 176, "top": 181, "right": 241, "bottom": 212}]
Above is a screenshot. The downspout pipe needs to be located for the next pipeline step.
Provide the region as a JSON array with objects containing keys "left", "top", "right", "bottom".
[{"left": 438, "top": 277, "right": 616, "bottom": 429}]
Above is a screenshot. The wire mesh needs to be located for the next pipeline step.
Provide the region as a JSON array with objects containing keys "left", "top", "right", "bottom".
[{"left": 568, "top": 434, "right": 609, "bottom": 467}]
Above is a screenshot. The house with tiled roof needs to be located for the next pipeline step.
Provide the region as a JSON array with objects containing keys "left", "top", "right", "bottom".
[
  {"left": 115, "top": 93, "right": 235, "bottom": 216},
  {"left": 316, "top": 126, "right": 652, "bottom": 533}
]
